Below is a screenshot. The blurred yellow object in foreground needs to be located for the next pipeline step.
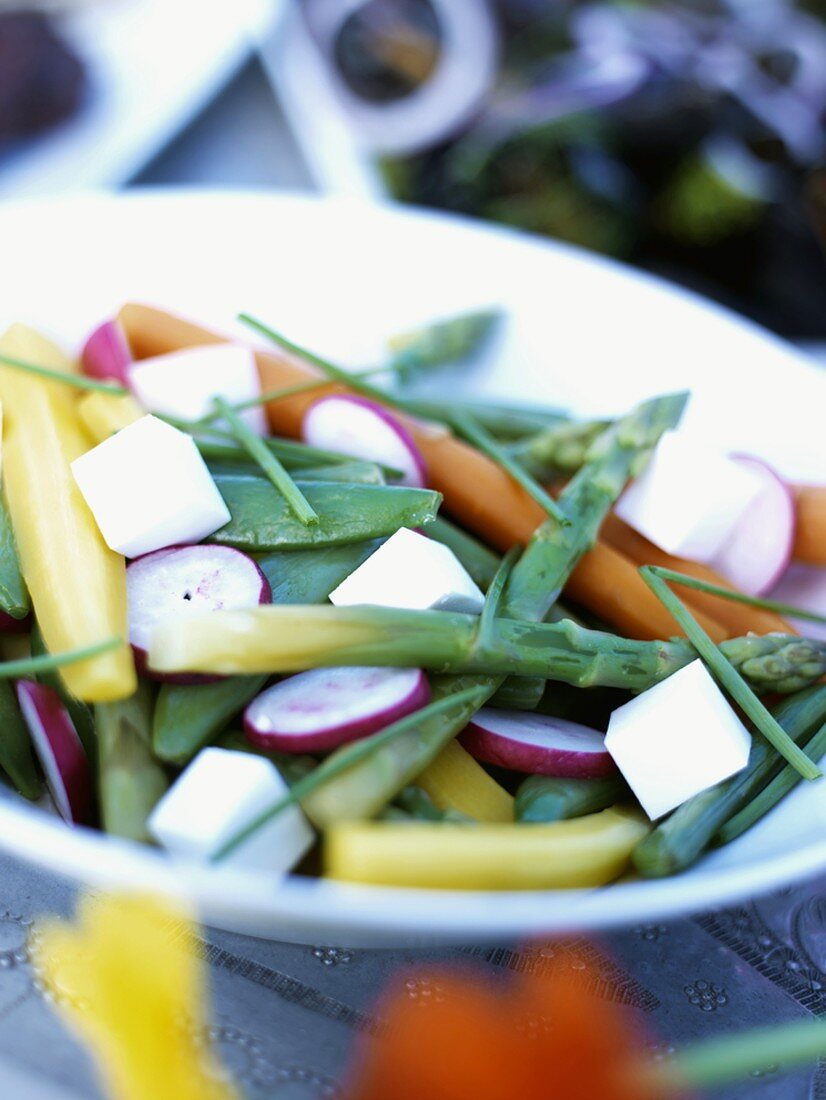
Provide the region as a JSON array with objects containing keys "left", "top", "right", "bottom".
[{"left": 34, "top": 893, "right": 238, "bottom": 1100}]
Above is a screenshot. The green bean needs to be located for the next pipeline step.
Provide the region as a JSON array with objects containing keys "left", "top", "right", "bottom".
[
  {"left": 96, "top": 682, "right": 169, "bottom": 842},
  {"left": 515, "top": 774, "right": 626, "bottom": 823},
  {"left": 210, "top": 475, "right": 441, "bottom": 551},
  {"left": 0, "top": 680, "right": 41, "bottom": 801},
  {"left": 256, "top": 540, "right": 384, "bottom": 605},
  {"left": 207, "top": 460, "right": 385, "bottom": 487},
  {"left": 634, "top": 686, "right": 826, "bottom": 877},
  {"left": 0, "top": 493, "right": 29, "bottom": 621}
]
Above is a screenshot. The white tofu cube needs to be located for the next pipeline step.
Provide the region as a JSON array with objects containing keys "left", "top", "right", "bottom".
[
  {"left": 615, "top": 430, "right": 762, "bottom": 562},
  {"left": 329, "top": 527, "right": 485, "bottom": 613},
  {"left": 128, "top": 345, "right": 266, "bottom": 434},
  {"left": 605, "top": 660, "right": 751, "bottom": 820},
  {"left": 71, "top": 414, "right": 230, "bottom": 558},
  {"left": 148, "top": 747, "right": 314, "bottom": 872}
]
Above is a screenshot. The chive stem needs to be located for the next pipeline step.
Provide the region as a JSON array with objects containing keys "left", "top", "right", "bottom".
[
  {"left": 213, "top": 397, "right": 318, "bottom": 527},
  {"left": 451, "top": 410, "right": 570, "bottom": 527},
  {"left": 640, "top": 566, "right": 820, "bottom": 780},
  {"left": 644, "top": 566, "right": 826, "bottom": 626},
  {"left": 211, "top": 685, "right": 489, "bottom": 862},
  {"left": 0, "top": 638, "right": 121, "bottom": 679},
  {"left": 0, "top": 354, "right": 129, "bottom": 396}
]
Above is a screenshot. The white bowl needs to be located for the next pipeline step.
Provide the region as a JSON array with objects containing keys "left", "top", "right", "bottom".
[{"left": 0, "top": 190, "right": 823, "bottom": 945}]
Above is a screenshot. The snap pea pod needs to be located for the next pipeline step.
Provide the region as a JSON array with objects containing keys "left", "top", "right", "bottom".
[
  {"left": 207, "top": 460, "right": 386, "bottom": 487},
  {"left": 0, "top": 680, "right": 41, "bottom": 801},
  {"left": 633, "top": 686, "right": 826, "bottom": 877},
  {"left": 96, "top": 682, "right": 169, "bottom": 843},
  {"left": 0, "top": 493, "right": 29, "bottom": 621},
  {"left": 379, "top": 785, "right": 472, "bottom": 823},
  {"left": 190, "top": 430, "right": 401, "bottom": 474},
  {"left": 31, "top": 624, "right": 97, "bottom": 764},
  {"left": 488, "top": 677, "right": 546, "bottom": 711},
  {"left": 515, "top": 774, "right": 628, "bottom": 823},
  {"left": 209, "top": 475, "right": 441, "bottom": 551},
  {"left": 153, "top": 540, "right": 386, "bottom": 764}
]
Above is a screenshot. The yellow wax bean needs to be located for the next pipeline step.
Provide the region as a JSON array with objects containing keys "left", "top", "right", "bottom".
[
  {"left": 416, "top": 741, "right": 514, "bottom": 823},
  {"left": 0, "top": 326, "right": 136, "bottom": 701},
  {"left": 78, "top": 391, "right": 144, "bottom": 443},
  {"left": 325, "top": 806, "right": 648, "bottom": 890}
]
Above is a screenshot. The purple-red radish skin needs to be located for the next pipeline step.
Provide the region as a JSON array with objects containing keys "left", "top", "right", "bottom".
[
  {"left": 302, "top": 395, "right": 428, "bottom": 488},
  {"left": 81, "top": 319, "right": 133, "bottom": 385},
  {"left": 127, "top": 544, "right": 270, "bottom": 683},
  {"left": 0, "top": 611, "right": 31, "bottom": 634},
  {"left": 710, "top": 454, "right": 796, "bottom": 597},
  {"left": 460, "top": 710, "right": 616, "bottom": 778},
  {"left": 244, "top": 667, "right": 430, "bottom": 753},
  {"left": 16, "top": 681, "right": 91, "bottom": 823}
]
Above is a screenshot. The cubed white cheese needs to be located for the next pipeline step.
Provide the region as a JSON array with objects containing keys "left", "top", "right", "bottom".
[
  {"left": 128, "top": 345, "right": 266, "bottom": 434},
  {"left": 602, "top": 655, "right": 752, "bottom": 822},
  {"left": 605, "top": 660, "right": 751, "bottom": 820},
  {"left": 615, "top": 430, "right": 763, "bottom": 562},
  {"left": 329, "top": 527, "right": 485, "bottom": 613},
  {"left": 148, "top": 747, "right": 314, "bottom": 872},
  {"left": 71, "top": 414, "right": 230, "bottom": 558}
]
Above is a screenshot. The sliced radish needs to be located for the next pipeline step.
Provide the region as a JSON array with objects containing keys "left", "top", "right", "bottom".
[
  {"left": 769, "top": 563, "right": 826, "bottom": 642},
  {"left": 127, "top": 544, "right": 270, "bottom": 681},
  {"left": 460, "top": 709, "right": 616, "bottom": 778},
  {"left": 244, "top": 667, "right": 430, "bottom": 752},
  {"left": 16, "top": 681, "right": 90, "bottom": 824},
  {"left": 81, "top": 319, "right": 133, "bottom": 385},
  {"left": 302, "top": 395, "right": 427, "bottom": 488},
  {"left": 710, "top": 454, "right": 796, "bottom": 596}
]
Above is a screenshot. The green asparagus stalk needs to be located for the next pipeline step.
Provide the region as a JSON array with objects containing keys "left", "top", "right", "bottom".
[
  {"left": 634, "top": 686, "right": 826, "bottom": 877},
  {"left": 509, "top": 417, "right": 611, "bottom": 478},
  {"left": 401, "top": 398, "right": 568, "bottom": 440},
  {"left": 280, "top": 393, "right": 686, "bottom": 827},
  {"left": 96, "top": 682, "right": 168, "bottom": 843},
  {"left": 516, "top": 774, "right": 627, "bottom": 823},
  {"left": 718, "top": 708, "right": 826, "bottom": 845},
  {"left": 149, "top": 603, "right": 826, "bottom": 695},
  {"left": 387, "top": 308, "right": 501, "bottom": 382}
]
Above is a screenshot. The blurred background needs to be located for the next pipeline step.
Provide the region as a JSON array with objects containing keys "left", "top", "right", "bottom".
[{"left": 2, "top": 0, "right": 826, "bottom": 337}]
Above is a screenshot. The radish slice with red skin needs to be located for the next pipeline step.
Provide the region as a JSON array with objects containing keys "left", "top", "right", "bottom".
[
  {"left": 710, "top": 454, "right": 796, "bottom": 597},
  {"left": 769, "top": 563, "right": 826, "bottom": 642},
  {"left": 460, "top": 709, "right": 616, "bottom": 778},
  {"left": 302, "top": 395, "right": 427, "bottom": 488},
  {"left": 81, "top": 320, "right": 133, "bottom": 385},
  {"left": 127, "top": 544, "right": 270, "bottom": 682},
  {"left": 244, "top": 667, "right": 430, "bottom": 753},
  {"left": 16, "top": 681, "right": 90, "bottom": 823}
]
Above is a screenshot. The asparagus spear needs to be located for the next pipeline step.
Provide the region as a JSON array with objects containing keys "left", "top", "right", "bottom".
[
  {"left": 633, "top": 685, "right": 826, "bottom": 877},
  {"left": 718, "top": 698, "right": 826, "bottom": 845},
  {"left": 387, "top": 308, "right": 501, "bottom": 382},
  {"left": 298, "top": 393, "right": 687, "bottom": 825},
  {"left": 509, "top": 417, "right": 611, "bottom": 478},
  {"left": 96, "top": 682, "right": 168, "bottom": 843},
  {"left": 150, "top": 603, "right": 825, "bottom": 695}
]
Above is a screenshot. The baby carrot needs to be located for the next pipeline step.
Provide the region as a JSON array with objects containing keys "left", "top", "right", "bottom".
[{"left": 793, "top": 485, "right": 826, "bottom": 567}]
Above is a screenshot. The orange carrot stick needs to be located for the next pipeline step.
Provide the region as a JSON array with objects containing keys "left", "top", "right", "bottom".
[
  {"left": 117, "top": 304, "right": 727, "bottom": 643},
  {"left": 601, "top": 514, "right": 793, "bottom": 637},
  {"left": 793, "top": 485, "right": 826, "bottom": 567}
]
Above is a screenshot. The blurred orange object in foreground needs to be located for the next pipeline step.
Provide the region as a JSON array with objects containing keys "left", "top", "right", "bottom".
[{"left": 345, "top": 955, "right": 671, "bottom": 1100}]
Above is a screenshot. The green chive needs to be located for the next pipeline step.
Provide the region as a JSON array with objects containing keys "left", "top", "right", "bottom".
[
  {"left": 640, "top": 565, "right": 826, "bottom": 626},
  {"left": 211, "top": 685, "right": 489, "bottom": 862},
  {"left": 0, "top": 354, "right": 129, "bottom": 396},
  {"left": 476, "top": 545, "right": 520, "bottom": 652},
  {"left": 451, "top": 411, "right": 570, "bottom": 527},
  {"left": 0, "top": 638, "right": 121, "bottom": 679},
  {"left": 640, "top": 565, "right": 820, "bottom": 780},
  {"left": 212, "top": 397, "right": 318, "bottom": 527}
]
